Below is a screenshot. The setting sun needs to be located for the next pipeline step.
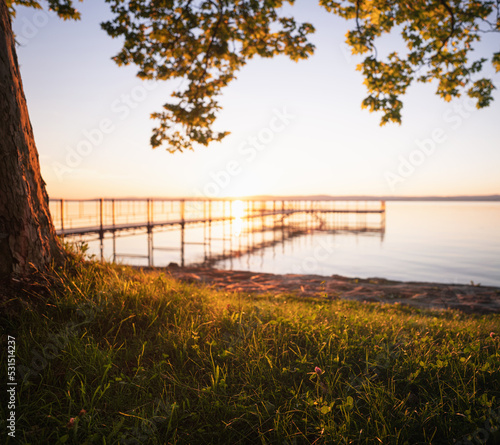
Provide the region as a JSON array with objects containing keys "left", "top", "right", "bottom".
[{"left": 231, "top": 199, "right": 245, "bottom": 219}]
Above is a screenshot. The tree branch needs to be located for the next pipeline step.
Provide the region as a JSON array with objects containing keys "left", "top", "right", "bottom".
[{"left": 437, "top": 0, "right": 456, "bottom": 54}]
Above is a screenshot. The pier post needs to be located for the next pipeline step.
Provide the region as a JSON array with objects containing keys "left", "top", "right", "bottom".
[
  {"left": 281, "top": 200, "right": 285, "bottom": 244},
  {"left": 181, "top": 199, "right": 185, "bottom": 267},
  {"left": 222, "top": 200, "right": 226, "bottom": 259},
  {"left": 147, "top": 198, "right": 153, "bottom": 267},
  {"left": 261, "top": 201, "right": 264, "bottom": 245},
  {"left": 238, "top": 200, "right": 242, "bottom": 254},
  {"left": 246, "top": 200, "right": 250, "bottom": 255},
  {"left": 250, "top": 200, "right": 254, "bottom": 251},
  {"left": 203, "top": 200, "right": 207, "bottom": 261},
  {"left": 208, "top": 200, "right": 212, "bottom": 259},
  {"left": 272, "top": 199, "right": 277, "bottom": 246},
  {"left": 60, "top": 199, "right": 64, "bottom": 236},
  {"left": 112, "top": 199, "right": 116, "bottom": 262},
  {"left": 381, "top": 200, "right": 386, "bottom": 235},
  {"left": 99, "top": 198, "right": 104, "bottom": 262},
  {"left": 229, "top": 200, "right": 233, "bottom": 269}
]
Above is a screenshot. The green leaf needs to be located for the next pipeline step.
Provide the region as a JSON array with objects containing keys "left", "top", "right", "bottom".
[
  {"left": 492, "top": 52, "right": 500, "bottom": 72},
  {"left": 320, "top": 405, "right": 332, "bottom": 414}
]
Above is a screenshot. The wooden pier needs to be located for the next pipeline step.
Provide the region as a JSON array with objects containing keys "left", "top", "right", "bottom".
[{"left": 49, "top": 198, "right": 386, "bottom": 267}]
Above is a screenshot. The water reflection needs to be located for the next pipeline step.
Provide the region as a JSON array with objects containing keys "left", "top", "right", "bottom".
[
  {"left": 53, "top": 200, "right": 500, "bottom": 287},
  {"left": 215, "top": 202, "right": 500, "bottom": 287}
]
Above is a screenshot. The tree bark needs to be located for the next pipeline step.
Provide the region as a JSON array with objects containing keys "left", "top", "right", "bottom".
[{"left": 0, "top": 0, "right": 63, "bottom": 278}]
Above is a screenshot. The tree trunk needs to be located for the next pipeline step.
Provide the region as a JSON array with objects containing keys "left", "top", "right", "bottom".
[{"left": 0, "top": 0, "right": 64, "bottom": 278}]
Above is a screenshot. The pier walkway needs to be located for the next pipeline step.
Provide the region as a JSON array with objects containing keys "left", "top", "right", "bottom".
[{"left": 50, "top": 198, "right": 386, "bottom": 267}]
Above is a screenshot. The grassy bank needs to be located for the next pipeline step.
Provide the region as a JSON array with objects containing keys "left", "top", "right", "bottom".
[{"left": 1, "top": 254, "right": 500, "bottom": 444}]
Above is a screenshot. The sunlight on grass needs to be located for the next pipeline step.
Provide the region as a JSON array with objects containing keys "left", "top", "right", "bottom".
[{"left": 1, "top": 252, "right": 499, "bottom": 444}]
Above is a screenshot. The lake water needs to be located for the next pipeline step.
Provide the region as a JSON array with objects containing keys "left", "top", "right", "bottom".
[{"left": 81, "top": 202, "right": 500, "bottom": 287}]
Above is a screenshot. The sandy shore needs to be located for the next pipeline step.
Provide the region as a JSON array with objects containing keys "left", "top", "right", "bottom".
[{"left": 162, "top": 266, "right": 500, "bottom": 314}]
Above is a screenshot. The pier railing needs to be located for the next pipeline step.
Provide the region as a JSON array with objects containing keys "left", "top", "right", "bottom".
[{"left": 49, "top": 198, "right": 386, "bottom": 267}]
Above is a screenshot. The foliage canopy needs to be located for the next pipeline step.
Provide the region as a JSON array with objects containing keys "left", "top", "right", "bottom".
[{"left": 9, "top": 0, "right": 500, "bottom": 152}]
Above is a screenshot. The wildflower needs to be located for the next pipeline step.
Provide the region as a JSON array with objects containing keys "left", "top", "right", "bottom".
[
  {"left": 490, "top": 332, "right": 496, "bottom": 338},
  {"left": 67, "top": 418, "right": 76, "bottom": 429},
  {"left": 79, "top": 409, "right": 87, "bottom": 416},
  {"left": 315, "top": 366, "right": 323, "bottom": 375}
]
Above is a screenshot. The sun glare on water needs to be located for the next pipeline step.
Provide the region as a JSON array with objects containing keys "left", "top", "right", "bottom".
[{"left": 232, "top": 200, "right": 245, "bottom": 236}]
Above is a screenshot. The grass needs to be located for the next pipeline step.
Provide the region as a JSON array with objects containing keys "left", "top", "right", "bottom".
[{"left": 1, "top": 251, "right": 500, "bottom": 444}]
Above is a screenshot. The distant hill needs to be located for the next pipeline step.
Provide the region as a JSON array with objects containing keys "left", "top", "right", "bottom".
[{"left": 246, "top": 194, "right": 500, "bottom": 202}]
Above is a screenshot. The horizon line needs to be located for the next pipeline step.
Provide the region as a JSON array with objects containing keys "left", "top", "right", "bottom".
[{"left": 49, "top": 194, "right": 500, "bottom": 201}]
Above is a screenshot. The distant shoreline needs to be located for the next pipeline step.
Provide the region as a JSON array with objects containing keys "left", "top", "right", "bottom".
[{"left": 248, "top": 194, "right": 500, "bottom": 202}]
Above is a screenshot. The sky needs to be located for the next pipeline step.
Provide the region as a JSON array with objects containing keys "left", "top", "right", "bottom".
[{"left": 11, "top": 1, "right": 500, "bottom": 199}]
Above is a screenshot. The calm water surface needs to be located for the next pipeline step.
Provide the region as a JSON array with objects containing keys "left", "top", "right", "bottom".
[{"left": 85, "top": 202, "right": 500, "bottom": 287}]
